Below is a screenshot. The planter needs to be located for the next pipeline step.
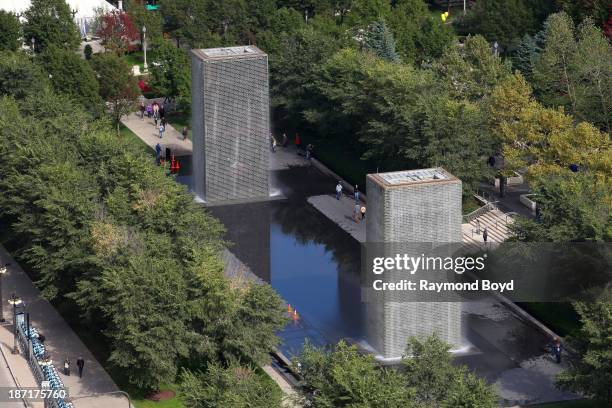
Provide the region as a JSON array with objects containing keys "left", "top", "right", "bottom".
[
  {"left": 520, "top": 194, "right": 538, "bottom": 212},
  {"left": 494, "top": 171, "right": 523, "bottom": 188}
]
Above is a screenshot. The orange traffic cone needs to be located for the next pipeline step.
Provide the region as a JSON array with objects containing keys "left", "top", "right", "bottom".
[
  {"left": 292, "top": 309, "right": 299, "bottom": 321},
  {"left": 287, "top": 304, "right": 293, "bottom": 314}
]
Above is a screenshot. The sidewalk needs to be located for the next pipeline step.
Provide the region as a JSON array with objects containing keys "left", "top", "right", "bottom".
[
  {"left": 121, "top": 111, "right": 192, "bottom": 157},
  {"left": 0, "top": 246, "right": 125, "bottom": 408}
]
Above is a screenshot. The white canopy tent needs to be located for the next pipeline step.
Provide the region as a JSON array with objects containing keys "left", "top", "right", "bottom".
[{"left": 0, "top": 0, "right": 119, "bottom": 37}]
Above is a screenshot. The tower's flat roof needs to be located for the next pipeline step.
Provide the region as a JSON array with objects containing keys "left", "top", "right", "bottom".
[
  {"left": 368, "top": 168, "right": 459, "bottom": 188},
  {"left": 192, "top": 46, "right": 266, "bottom": 60}
]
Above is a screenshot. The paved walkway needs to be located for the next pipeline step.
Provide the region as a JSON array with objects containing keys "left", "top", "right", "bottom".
[
  {"left": 307, "top": 195, "right": 365, "bottom": 242},
  {"left": 121, "top": 111, "right": 192, "bottom": 156},
  {"left": 0, "top": 246, "right": 125, "bottom": 408}
]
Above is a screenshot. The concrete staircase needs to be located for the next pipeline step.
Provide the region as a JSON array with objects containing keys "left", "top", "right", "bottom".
[{"left": 462, "top": 208, "right": 513, "bottom": 244}]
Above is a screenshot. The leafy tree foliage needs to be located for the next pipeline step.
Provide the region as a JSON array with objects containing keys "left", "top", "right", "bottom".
[
  {"left": 126, "top": 0, "right": 164, "bottom": 46},
  {"left": 37, "top": 45, "right": 103, "bottom": 114},
  {"left": 148, "top": 40, "right": 191, "bottom": 107},
  {"left": 509, "top": 173, "right": 611, "bottom": 242},
  {"left": 91, "top": 53, "right": 140, "bottom": 134},
  {"left": 556, "top": 291, "right": 612, "bottom": 403},
  {"left": 0, "top": 11, "right": 21, "bottom": 52},
  {"left": 555, "top": 0, "right": 609, "bottom": 26},
  {"left": 0, "top": 52, "right": 48, "bottom": 100},
  {"left": 533, "top": 12, "right": 612, "bottom": 131},
  {"left": 457, "top": 0, "right": 555, "bottom": 50},
  {"left": 297, "top": 340, "right": 415, "bottom": 407},
  {"left": 97, "top": 11, "right": 140, "bottom": 55},
  {"left": 180, "top": 364, "right": 283, "bottom": 408},
  {"left": 364, "top": 19, "right": 400, "bottom": 62},
  {"left": 490, "top": 73, "right": 610, "bottom": 182},
  {"left": 296, "top": 335, "right": 496, "bottom": 407},
  {"left": 23, "top": 0, "right": 81, "bottom": 52},
  {"left": 0, "top": 52, "right": 286, "bottom": 391},
  {"left": 387, "top": 0, "right": 455, "bottom": 62}
]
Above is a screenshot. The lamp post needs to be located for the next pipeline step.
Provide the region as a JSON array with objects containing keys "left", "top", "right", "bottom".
[
  {"left": 142, "top": 25, "right": 148, "bottom": 73},
  {"left": 8, "top": 294, "right": 22, "bottom": 354},
  {"left": 30, "top": 38, "right": 35, "bottom": 53},
  {"left": 0, "top": 264, "right": 7, "bottom": 322}
]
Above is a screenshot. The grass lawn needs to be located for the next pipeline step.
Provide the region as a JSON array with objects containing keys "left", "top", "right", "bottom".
[
  {"left": 165, "top": 111, "right": 191, "bottom": 140},
  {"left": 119, "top": 123, "right": 155, "bottom": 157},
  {"left": 123, "top": 50, "right": 158, "bottom": 71},
  {"left": 531, "top": 400, "right": 606, "bottom": 408},
  {"left": 517, "top": 302, "right": 581, "bottom": 337}
]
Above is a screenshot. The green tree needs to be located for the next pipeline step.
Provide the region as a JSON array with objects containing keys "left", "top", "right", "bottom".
[
  {"left": 37, "top": 45, "right": 103, "bottom": 114},
  {"left": 387, "top": 0, "right": 454, "bottom": 62},
  {"left": 0, "top": 11, "right": 21, "bottom": 52},
  {"left": 457, "top": 0, "right": 549, "bottom": 50},
  {"left": 364, "top": 19, "right": 400, "bottom": 62},
  {"left": 297, "top": 340, "right": 416, "bottom": 407},
  {"left": 158, "top": 0, "right": 215, "bottom": 48},
  {"left": 532, "top": 12, "right": 578, "bottom": 115},
  {"left": 403, "top": 334, "right": 497, "bottom": 407},
  {"left": 555, "top": 0, "right": 609, "bottom": 26},
  {"left": 0, "top": 52, "right": 48, "bottom": 100},
  {"left": 556, "top": 292, "right": 612, "bottom": 403},
  {"left": 23, "top": 0, "right": 81, "bottom": 52},
  {"left": 91, "top": 53, "right": 139, "bottom": 134},
  {"left": 508, "top": 173, "right": 611, "bottom": 242},
  {"left": 126, "top": 0, "right": 164, "bottom": 46},
  {"left": 180, "top": 364, "right": 283, "bottom": 408},
  {"left": 148, "top": 40, "right": 191, "bottom": 107}
]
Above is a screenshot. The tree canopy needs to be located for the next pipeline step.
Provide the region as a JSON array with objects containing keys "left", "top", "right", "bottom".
[
  {"left": 0, "top": 11, "right": 21, "bottom": 52},
  {"left": 22, "top": 0, "right": 81, "bottom": 52}
]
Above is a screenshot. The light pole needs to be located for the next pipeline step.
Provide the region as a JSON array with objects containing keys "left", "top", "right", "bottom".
[
  {"left": 30, "top": 38, "right": 35, "bottom": 53},
  {"left": 0, "top": 264, "right": 7, "bottom": 322},
  {"left": 142, "top": 25, "right": 148, "bottom": 73},
  {"left": 8, "top": 293, "right": 22, "bottom": 354}
]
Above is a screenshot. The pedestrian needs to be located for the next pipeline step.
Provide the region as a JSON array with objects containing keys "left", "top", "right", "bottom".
[
  {"left": 153, "top": 111, "right": 158, "bottom": 126},
  {"left": 354, "top": 185, "right": 360, "bottom": 204},
  {"left": 159, "top": 105, "right": 165, "bottom": 119},
  {"left": 335, "top": 182, "right": 343, "bottom": 200},
  {"left": 282, "top": 133, "right": 288, "bottom": 147},
  {"left": 182, "top": 127, "right": 189, "bottom": 140},
  {"left": 272, "top": 137, "right": 277, "bottom": 152},
  {"left": 146, "top": 104, "right": 152, "bottom": 118},
  {"left": 552, "top": 338, "right": 562, "bottom": 364},
  {"left": 155, "top": 143, "right": 162, "bottom": 165},
  {"left": 306, "top": 143, "right": 313, "bottom": 160},
  {"left": 295, "top": 133, "right": 301, "bottom": 153},
  {"left": 76, "top": 357, "right": 84, "bottom": 378},
  {"left": 159, "top": 123, "right": 165, "bottom": 139},
  {"left": 138, "top": 102, "right": 145, "bottom": 120},
  {"left": 360, "top": 205, "right": 366, "bottom": 220},
  {"left": 482, "top": 227, "right": 488, "bottom": 243},
  {"left": 152, "top": 102, "right": 159, "bottom": 117},
  {"left": 63, "top": 358, "right": 70, "bottom": 376},
  {"left": 354, "top": 203, "right": 361, "bottom": 223}
]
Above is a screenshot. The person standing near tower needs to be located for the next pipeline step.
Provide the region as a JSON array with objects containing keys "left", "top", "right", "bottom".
[
  {"left": 295, "top": 133, "right": 301, "bottom": 153},
  {"left": 336, "top": 182, "right": 343, "bottom": 200}
]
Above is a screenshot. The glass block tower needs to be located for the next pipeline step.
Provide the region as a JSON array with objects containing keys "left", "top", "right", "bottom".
[
  {"left": 365, "top": 168, "right": 463, "bottom": 359},
  {"left": 191, "top": 46, "right": 270, "bottom": 203}
]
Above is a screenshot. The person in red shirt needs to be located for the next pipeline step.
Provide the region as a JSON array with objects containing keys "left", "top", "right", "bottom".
[{"left": 295, "top": 133, "right": 301, "bottom": 153}]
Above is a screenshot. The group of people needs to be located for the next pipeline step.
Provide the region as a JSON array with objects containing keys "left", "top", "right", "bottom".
[
  {"left": 336, "top": 182, "right": 366, "bottom": 223},
  {"left": 63, "top": 356, "right": 85, "bottom": 378},
  {"left": 138, "top": 101, "right": 170, "bottom": 139},
  {"left": 270, "top": 133, "right": 315, "bottom": 159}
]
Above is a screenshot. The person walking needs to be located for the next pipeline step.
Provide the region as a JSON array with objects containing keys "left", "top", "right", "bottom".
[
  {"left": 76, "top": 357, "right": 85, "bottom": 378},
  {"left": 63, "top": 358, "right": 70, "bottom": 376},
  {"left": 306, "top": 143, "right": 314, "bottom": 160},
  {"left": 159, "top": 123, "right": 165, "bottom": 139},
  {"left": 182, "top": 127, "right": 189, "bottom": 141},
  {"left": 272, "top": 137, "right": 277, "bottom": 152},
  {"left": 482, "top": 227, "right": 488, "bottom": 243},
  {"left": 282, "top": 133, "right": 288, "bottom": 147},
  {"left": 360, "top": 205, "right": 366, "bottom": 220},
  {"left": 155, "top": 143, "right": 162, "bottom": 165},
  {"left": 354, "top": 203, "right": 361, "bottom": 223},
  {"left": 146, "top": 104, "right": 152, "bottom": 119},
  {"left": 335, "top": 182, "right": 343, "bottom": 200},
  {"left": 354, "top": 186, "right": 360, "bottom": 204},
  {"left": 552, "top": 338, "right": 562, "bottom": 364},
  {"left": 295, "top": 133, "right": 301, "bottom": 153},
  {"left": 138, "top": 102, "right": 145, "bottom": 120}
]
